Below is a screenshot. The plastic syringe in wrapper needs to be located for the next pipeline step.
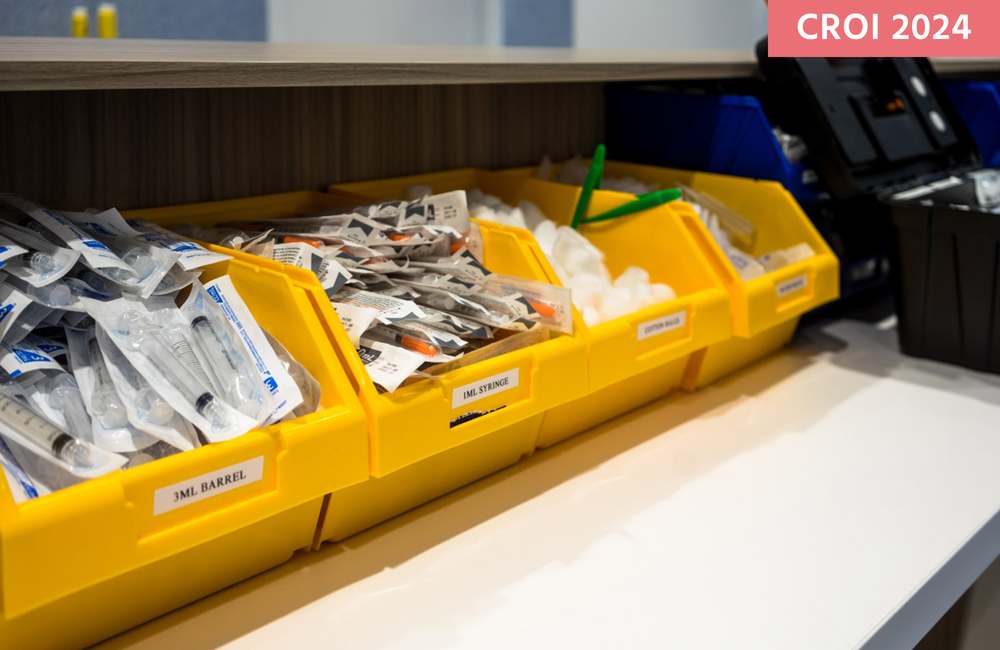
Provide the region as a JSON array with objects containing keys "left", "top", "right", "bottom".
[{"left": 176, "top": 190, "right": 574, "bottom": 394}]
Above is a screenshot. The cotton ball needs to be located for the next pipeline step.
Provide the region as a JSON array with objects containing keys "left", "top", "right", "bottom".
[
  {"left": 631, "top": 281, "right": 656, "bottom": 310},
  {"left": 466, "top": 187, "right": 485, "bottom": 204},
  {"left": 505, "top": 207, "right": 528, "bottom": 231},
  {"left": 404, "top": 184, "right": 433, "bottom": 201},
  {"left": 566, "top": 272, "right": 611, "bottom": 311},
  {"left": 582, "top": 306, "right": 603, "bottom": 328},
  {"left": 520, "top": 200, "right": 547, "bottom": 231},
  {"left": 548, "top": 256, "right": 572, "bottom": 286},
  {"left": 552, "top": 226, "right": 605, "bottom": 277},
  {"left": 470, "top": 205, "right": 499, "bottom": 223},
  {"left": 598, "top": 285, "right": 634, "bottom": 322},
  {"left": 478, "top": 193, "right": 505, "bottom": 209},
  {"left": 651, "top": 283, "right": 676, "bottom": 304},
  {"left": 613, "top": 266, "right": 651, "bottom": 289},
  {"left": 603, "top": 177, "right": 658, "bottom": 195},
  {"left": 533, "top": 219, "right": 559, "bottom": 255}
]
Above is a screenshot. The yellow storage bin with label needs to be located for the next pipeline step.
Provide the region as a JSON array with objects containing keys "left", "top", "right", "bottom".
[
  {"left": 0, "top": 253, "right": 369, "bottom": 650},
  {"left": 504, "top": 160, "right": 840, "bottom": 388},
  {"left": 127, "top": 191, "right": 589, "bottom": 543},
  {"left": 332, "top": 170, "right": 731, "bottom": 450}
]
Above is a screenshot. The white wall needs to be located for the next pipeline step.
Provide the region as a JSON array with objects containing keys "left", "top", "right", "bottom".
[
  {"left": 574, "top": 0, "right": 768, "bottom": 50},
  {"left": 268, "top": 0, "right": 767, "bottom": 50},
  {"left": 268, "top": 0, "right": 502, "bottom": 45}
]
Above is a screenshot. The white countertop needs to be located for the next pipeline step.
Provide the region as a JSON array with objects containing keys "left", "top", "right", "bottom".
[{"left": 92, "top": 310, "right": 1000, "bottom": 650}]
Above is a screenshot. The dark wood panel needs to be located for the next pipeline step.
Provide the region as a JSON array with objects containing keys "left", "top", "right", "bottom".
[{"left": 0, "top": 83, "right": 604, "bottom": 210}]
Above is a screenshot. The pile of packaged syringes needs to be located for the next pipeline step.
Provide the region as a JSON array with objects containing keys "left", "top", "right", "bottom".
[
  {"left": 179, "top": 190, "right": 573, "bottom": 394},
  {"left": 0, "top": 195, "right": 319, "bottom": 501}
]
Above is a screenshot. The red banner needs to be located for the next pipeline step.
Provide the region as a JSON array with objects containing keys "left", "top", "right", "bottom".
[{"left": 767, "top": 0, "right": 1000, "bottom": 56}]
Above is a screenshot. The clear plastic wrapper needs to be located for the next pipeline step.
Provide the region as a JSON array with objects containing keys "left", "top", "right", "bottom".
[
  {"left": 65, "top": 326, "right": 161, "bottom": 453},
  {"left": 0, "top": 281, "right": 34, "bottom": 342},
  {"left": 62, "top": 209, "right": 181, "bottom": 297},
  {"left": 26, "top": 371, "right": 94, "bottom": 442},
  {"left": 126, "top": 218, "right": 231, "bottom": 271},
  {"left": 0, "top": 195, "right": 136, "bottom": 279},
  {"left": 0, "top": 336, "right": 63, "bottom": 378},
  {"left": 0, "top": 234, "right": 28, "bottom": 269},
  {"left": 0, "top": 384, "right": 127, "bottom": 479},
  {"left": 271, "top": 242, "right": 352, "bottom": 296},
  {"left": 232, "top": 214, "right": 394, "bottom": 248},
  {"left": 356, "top": 336, "right": 427, "bottom": 393},
  {"left": 407, "top": 248, "right": 491, "bottom": 283},
  {"left": 151, "top": 265, "right": 200, "bottom": 296},
  {"left": 83, "top": 297, "right": 257, "bottom": 442},
  {"left": 332, "top": 288, "right": 428, "bottom": 324},
  {"left": 4, "top": 274, "right": 96, "bottom": 313},
  {"left": 1, "top": 300, "right": 54, "bottom": 346},
  {"left": 330, "top": 301, "right": 379, "bottom": 347},
  {"left": 93, "top": 323, "right": 200, "bottom": 450},
  {"left": 365, "top": 324, "right": 457, "bottom": 364},
  {"left": 179, "top": 282, "right": 270, "bottom": 422},
  {"left": 679, "top": 184, "right": 756, "bottom": 246},
  {"left": 262, "top": 330, "right": 322, "bottom": 421},
  {"left": 0, "top": 221, "right": 81, "bottom": 287},
  {"left": 404, "top": 305, "right": 494, "bottom": 339},
  {"left": 0, "top": 435, "right": 39, "bottom": 502},
  {"left": 388, "top": 320, "right": 467, "bottom": 351},
  {"left": 394, "top": 190, "right": 471, "bottom": 231},
  {"left": 419, "top": 326, "right": 550, "bottom": 378},
  {"left": 197, "top": 277, "right": 304, "bottom": 426}
]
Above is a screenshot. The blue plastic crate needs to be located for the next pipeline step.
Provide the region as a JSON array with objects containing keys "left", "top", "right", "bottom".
[
  {"left": 606, "top": 87, "right": 825, "bottom": 204},
  {"left": 945, "top": 81, "right": 1000, "bottom": 168}
]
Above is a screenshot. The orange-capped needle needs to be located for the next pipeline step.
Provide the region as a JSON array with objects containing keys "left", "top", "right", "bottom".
[
  {"left": 400, "top": 335, "right": 437, "bottom": 357},
  {"left": 528, "top": 299, "right": 556, "bottom": 317},
  {"left": 280, "top": 235, "right": 323, "bottom": 248},
  {"left": 389, "top": 233, "right": 413, "bottom": 242}
]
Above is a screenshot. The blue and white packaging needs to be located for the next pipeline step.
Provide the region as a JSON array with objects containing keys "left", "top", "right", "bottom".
[
  {"left": 0, "top": 336, "right": 62, "bottom": 378},
  {"left": 0, "top": 435, "right": 38, "bottom": 503},
  {"left": 201, "top": 276, "right": 304, "bottom": 426},
  {"left": 0, "top": 195, "right": 134, "bottom": 276},
  {"left": 126, "top": 218, "right": 231, "bottom": 271},
  {"left": 0, "top": 221, "right": 80, "bottom": 287},
  {"left": 0, "top": 282, "right": 34, "bottom": 342}
]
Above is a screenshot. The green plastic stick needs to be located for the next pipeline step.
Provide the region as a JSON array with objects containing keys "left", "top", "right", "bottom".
[
  {"left": 581, "top": 188, "right": 682, "bottom": 225},
  {"left": 570, "top": 144, "right": 606, "bottom": 230}
]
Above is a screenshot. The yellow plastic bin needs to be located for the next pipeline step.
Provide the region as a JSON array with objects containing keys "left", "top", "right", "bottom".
[
  {"left": 0, "top": 254, "right": 369, "bottom": 650},
  {"left": 127, "top": 191, "right": 590, "bottom": 543},
  {"left": 505, "top": 160, "right": 840, "bottom": 389},
  {"left": 332, "top": 170, "right": 731, "bottom": 449}
]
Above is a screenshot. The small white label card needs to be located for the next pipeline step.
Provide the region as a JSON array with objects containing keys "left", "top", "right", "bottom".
[
  {"left": 776, "top": 274, "right": 808, "bottom": 298},
  {"left": 637, "top": 311, "right": 687, "bottom": 341},
  {"left": 153, "top": 456, "right": 265, "bottom": 516},
  {"left": 452, "top": 368, "right": 519, "bottom": 409}
]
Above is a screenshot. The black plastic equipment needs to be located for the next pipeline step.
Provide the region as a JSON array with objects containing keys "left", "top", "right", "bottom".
[{"left": 757, "top": 41, "right": 1000, "bottom": 373}]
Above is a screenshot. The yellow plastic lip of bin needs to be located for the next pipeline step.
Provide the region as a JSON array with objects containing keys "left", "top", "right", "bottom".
[
  {"left": 126, "top": 191, "right": 589, "bottom": 478},
  {"left": 0, "top": 254, "right": 369, "bottom": 625},
  {"left": 501, "top": 160, "right": 840, "bottom": 339},
  {"left": 331, "top": 170, "right": 731, "bottom": 394}
]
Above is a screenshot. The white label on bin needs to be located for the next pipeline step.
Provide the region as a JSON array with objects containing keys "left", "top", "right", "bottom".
[
  {"left": 153, "top": 456, "right": 265, "bottom": 516},
  {"left": 776, "top": 274, "right": 808, "bottom": 298},
  {"left": 452, "top": 368, "right": 519, "bottom": 409},
  {"left": 637, "top": 311, "right": 687, "bottom": 341}
]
